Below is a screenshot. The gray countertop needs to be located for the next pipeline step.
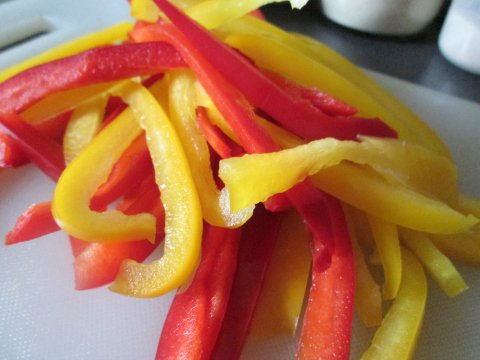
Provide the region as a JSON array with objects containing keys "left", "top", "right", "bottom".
[{"left": 262, "top": 2, "right": 480, "bottom": 104}]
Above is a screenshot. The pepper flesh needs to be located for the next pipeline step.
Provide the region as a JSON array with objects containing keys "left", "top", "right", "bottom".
[{"left": 110, "top": 82, "right": 203, "bottom": 297}]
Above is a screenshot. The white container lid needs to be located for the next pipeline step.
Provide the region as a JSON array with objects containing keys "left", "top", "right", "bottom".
[
  {"left": 438, "top": 0, "right": 480, "bottom": 75},
  {"left": 319, "top": 0, "right": 446, "bottom": 36}
]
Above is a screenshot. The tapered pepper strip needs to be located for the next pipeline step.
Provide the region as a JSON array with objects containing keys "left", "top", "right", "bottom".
[
  {"left": 296, "top": 195, "right": 355, "bottom": 360},
  {"left": 5, "top": 202, "right": 60, "bottom": 245},
  {"left": 401, "top": 229, "right": 468, "bottom": 297},
  {"left": 0, "top": 41, "right": 185, "bottom": 114},
  {"left": 311, "top": 164, "right": 477, "bottom": 235},
  {"left": 152, "top": 0, "right": 396, "bottom": 141},
  {"left": 110, "top": 82, "right": 202, "bottom": 297},
  {"left": 52, "top": 104, "right": 156, "bottom": 243},
  {"left": 249, "top": 209, "right": 311, "bottom": 339},
  {"left": 166, "top": 71, "right": 253, "bottom": 228},
  {"left": 367, "top": 215, "right": 402, "bottom": 300},
  {"left": 361, "top": 248, "right": 427, "bottom": 360},
  {"left": 156, "top": 225, "right": 240, "bottom": 360},
  {"left": 212, "top": 206, "right": 283, "bottom": 360},
  {"left": 75, "top": 176, "right": 164, "bottom": 290},
  {"left": 0, "top": 113, "right": 65, "bottom": 181}
]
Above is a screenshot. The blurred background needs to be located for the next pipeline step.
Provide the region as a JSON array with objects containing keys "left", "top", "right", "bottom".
[{"left": 262, "top": 1, "right": 479, "bottom": 103}]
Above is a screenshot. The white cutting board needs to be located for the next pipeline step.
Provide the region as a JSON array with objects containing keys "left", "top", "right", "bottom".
[
  {"left": 0, "top": 0, "right": 132, "bottom": 70},
  {"left": 1, "top": 2, "right": 480, "bottom": 359}
]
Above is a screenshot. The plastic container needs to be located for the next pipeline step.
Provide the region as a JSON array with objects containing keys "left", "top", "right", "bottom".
[
  {"left": 319, "top": 0, "right": 446, "bottom": 36},
  {"left": 438, "top": 0, "right": 480, "bottom": 74}
]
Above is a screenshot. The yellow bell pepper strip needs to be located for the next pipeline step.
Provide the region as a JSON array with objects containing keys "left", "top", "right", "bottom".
[
  {"left": 430, "top": 225, "right": 480, "bottom": 265},
  {"left": 248, "top": 209, "right": 311, "bottom": 339},
  {"left": 222, "top": 15, "right": 450, "bottom": 156},
  {"left": 343, "top": 205, "right": 383, "bottom": 327},
  {"left": 312, "top": 163, "right": 477, "bottom": 234},
  {"left": 401, "top": 229, "right": 468, "bottom": 297},
  {"left": 63, "top": 96, "right": 107, "bottom": 164},
  {"left": 20, "top": 82, "right": 117, "bottom": 124},
  {"left": 52, "top": 103, "right": 156, "bottom": 243},
  {"left": 110, "top": 82, "right": 203, "bottom": 297},
  {"left": 167, "top": 70, "right": 253, "bottom": 228},
  {"left": 0, "top": 22, "right": 133, "bottom": 83},
  {"left": 217, "top": 135, "right": 477, "bottom": 234},
  {"left": 361, "top": 247, "right": 427, "bottom": 360},
  {"left": 367, "top": 215, "right": 402, "bottom": 300}
]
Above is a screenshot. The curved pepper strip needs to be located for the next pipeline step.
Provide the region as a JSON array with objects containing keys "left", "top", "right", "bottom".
[
  {"left": 430, "top": 225, "right": 480, "bottom": 264},
  {"left": 167, "top": 70, "right": 253, "bottom": 228},
  {"left": 52, "top": 103, "right": 156, "bottom": 243},
  {"left": 401, "top": 229, "right": 468, "bottom": 297},
  {"left": 110, "top": 82, "right": 203, "bottom": 297},
  {"left": 367, "top": 215, "right": 402, "bottom": 300},
  {"left": 361, "top": 247, "right": 427, "bottom": 360},
  {"left": 0, "top": 41, "right": 185, "bottom": 114}
]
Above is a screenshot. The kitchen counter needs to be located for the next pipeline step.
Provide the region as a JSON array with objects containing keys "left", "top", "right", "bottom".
[{"left": 262, "top": 2, "right": 480, "bottom": 103}]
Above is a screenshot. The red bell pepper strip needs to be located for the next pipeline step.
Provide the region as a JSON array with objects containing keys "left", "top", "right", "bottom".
[
  {"left": 156, "top": 224, "right": 241, "bottom": 360},
  {"left": 5, "top": 202, "right": 60, "bottom": 245},
  {"left": 196, "top": 106, "right": 244, "bottom": 159},
  {"left": 0, "top": 129, "right": 29, "bottom": 168},
  {"left": 212, "top": 205, "right": 283, "bottom": 360},
  {"left": 74, "top": 175, "right": 164, "bottom": 290},
  {"left": 0, "top": 41, "right": 186, "bottom": 114},
  {"left": 152, "top": 0, "right": 396, "bottom": 141},
  {"left": 90, "top": 134, "right": 154, "bottom": 211},
  {"left": 263, "top": 69, "right": 357, "bottom": 117},
  {"left": 296, "top": 194, "right": 355, "bottom": 360},
  {"left": 0, "top": 113, "right": 65, "bottom": 181}
]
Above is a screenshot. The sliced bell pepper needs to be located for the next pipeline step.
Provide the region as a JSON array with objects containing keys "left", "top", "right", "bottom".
[
  {"left": 63, "top": 96, "right": 107, "bottom": 164},
  {"left": 0, "top": 129, "right": 29, "bottom": 168},
  {"left": 0, "top": 41, "right": 185, "bottom": 114},
  {"left": 90, "top": 134, "right": 153, "bottom": 211},
  {"left": 165, "top": 70, "right": 253, "bottom": 228},
  {"left": 296, "top": 194, "right": 355, "bottom": 360},
  {"left": 5, "top": 202, "right": 60, "bottom": 245},
  {"left": 430, "top": 225, "right": 480, "bottom": 265},
  {"left": 212, "top": 205, "right": 283, "bottom": 360},
  {"left": 248, "top": 208, "right": 311, "bottom": 339},
  {"left": 0, "top": 113, "right": 65, "bottom": 181},
  {"left": 367, "top": 215, "right": 402, "bottom": 300},
  {"left": 401, "top": 229, "right": 468, "bottom": 297},
  {"left": 156, "top": 224, "right": 240, "bottom": 360},
  {"left": 75, "top": 175, "right": 164, "bottom": 290},
  {"left": 52, "top": 104, "right": 156, "bottom": 243},
  {"left": 0, "top": 22, "right": 133, "bottom": 83},
  {"left": 361, "top": 248, "right": 427, "bottom": 360},
  {"left": 152, "top": 0, "right": 396, "bottom": 141},
  {"left": 110, "top": 81, "right": 203, "bottom": 297},
  {"left": 223, "top": 15, "right": 449, "bottom": 156}
]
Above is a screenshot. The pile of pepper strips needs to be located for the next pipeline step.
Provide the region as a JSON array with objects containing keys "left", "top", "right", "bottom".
[{"left": 1, "top": 0, "right": 479, "bottom": 359}]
